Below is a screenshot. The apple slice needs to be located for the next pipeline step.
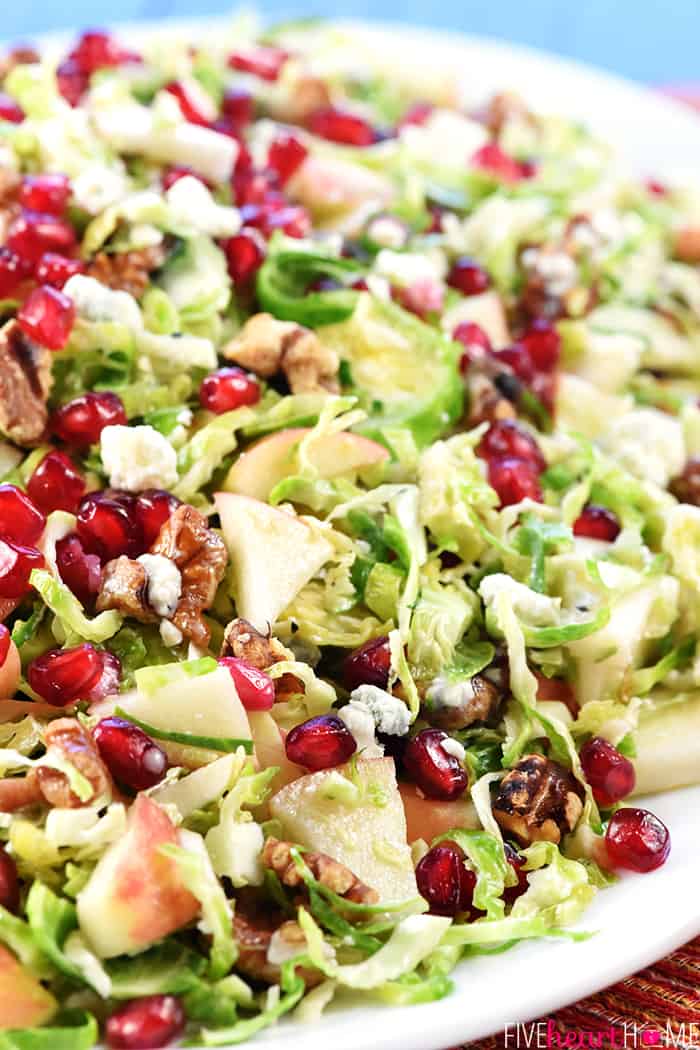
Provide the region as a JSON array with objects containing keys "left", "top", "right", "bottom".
[
  {"left": 76, "top": 794, "right": 200, "bottom": 958},
  {"left": 287, "top": 155, "right": 394, "bottom": 221},
  {"left": 223, "top": 427, "right": 389, "bottom": 502},
  {"left": 441, "top": 290, "right": 510, "bottom": 349},
  {"left": 249, "top": 710, "right": 304, "bottom": 798},
  {"left": 215, "top": 492, "right": 333, "bottom": 632},
  {"left": 399, "top": 782, "right": 479, "bottom": 845},
  {"left": 0, "top": 944, "right": 57, "bottom": 1031}
]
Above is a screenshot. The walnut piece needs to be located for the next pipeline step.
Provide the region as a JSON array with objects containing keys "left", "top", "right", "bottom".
[
  {"left": 669, "top": 458, "right": 700, "bottom": 506},
  {"left": 266, "top": 72, "right": 332, "bottom": 125},
  {"left": 674, "top": 226, "right": 700, "bottom": 264},
  {"left": 96, "top": 556, "right": 155, "bottom": 621},
  {"left": 85, "top": 244, "right": 168, "bottom": 299},
  {"left": 223, "top": 313, "right": 340, "bottom": 394},
  {"left": 0, "top": 320, "right": 53, "bottom": 446},
  {"left": 262, "top": 836, "right": 379, "bottom": 905},
  {"left": 474, "top": 91, "right": 535, "bottom": 136},
  {"left": 233, "top": 912, "right": 321, "bottom": 987},
  {"left": 493, "top": 754, "right": 584, "bottom": 846},
  {"left": 425, "top": 674, "right": 502, "bottom": 732},
  {"left": 36, "top": 718, "right": 113, "bottom": 809},
  {"left": 220, "top": 617, "right": 301, "bottom": 699}
]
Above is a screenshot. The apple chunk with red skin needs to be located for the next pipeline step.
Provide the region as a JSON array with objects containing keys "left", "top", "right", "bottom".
[
  {"left": 399, "top": 782, "right": 478, "bottom": 845},
  {"left": 0, "top": 944, "right": 57, "bottom": 1031},
  {"left": 223, "top": 426, "right": 389, "bottom": 502},
  {"left": 77, "top": 794, "right": 200, "bottom": 958}
]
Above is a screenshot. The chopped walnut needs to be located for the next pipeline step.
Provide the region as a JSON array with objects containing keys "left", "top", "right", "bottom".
[
  {"left": 267, "top": 72, "right": 332, "bottom": 124},
  {"left": 36, "top": 718, "right": 114, "bottom": 809},
  {"left": 425, "top": 674, "right": 502, "bottom": 732},
  {"left": 96, "top": 556, "right": 156, "bottom": 622},
  {"left": 464, "top": 371, "right": 518, "bottom": 428},
  {"left": 474, "top": 91, "right": 535, "bottom": 137},
  {"left": 493, "top": 754, "right": 584, "bottom": 846},
  {"left": 0, "top": 320, "right": 53, "bottom": 446},
  {"left": 262, "top": 836, "right": 379, "bottom": 905},
  {"left": 233, "top": 912, "right": 322, "bottom": 987},
  {"left": 674, "top": 226, "right": 700, "bottom": 264},
  {"left": 0, "top": 771, "right": 44, "bottom": 812},
  {"left": 85, "top": 244, "right": 168, "bottom": 299},
  {"left": 220, "top": 617, "right": 301, "bottom": 700},
  {"left": 669, "top": 458, "right": 700, "bottom": 505},
  {"left": 223, "top": 313, "right": 340, "bottom": 394}
]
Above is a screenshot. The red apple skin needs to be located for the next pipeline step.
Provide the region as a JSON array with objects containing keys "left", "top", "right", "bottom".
[{"left": 0, "top": 944, "right": 57, "bottom": 1031}]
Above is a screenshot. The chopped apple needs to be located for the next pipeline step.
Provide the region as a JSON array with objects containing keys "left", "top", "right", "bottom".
[
  {"left": 0, "top": 637, "right": 20, "bottom": 699},
  {"left": 215, "top": 492, "right": 333, "bottom": 632},
  {"left": 76, "top": 794, "right": 200, "bottom": 958},
  {"left": 632, "top": 694, "right": 700, "bottom": 796},
  {"left": 0, "top": 944, "right": 56, "bottom": 1031},
  {"left": 399, "top": 782, "right": 479, "bottom": 845},
  {"left": 441, "top": 290, "right": 510, "bottom": 349},
  {"left": 287, "top": 155, "right": 394, "bottom": 222},
  {"left": 249, "top": 710, "right": 304, "bottom": 797},
  {"left": 223, "top": 427, "right": 389, "bottom": 502},
  {"left": 269, "top": 757, "right": 418, "bottom": 902}
]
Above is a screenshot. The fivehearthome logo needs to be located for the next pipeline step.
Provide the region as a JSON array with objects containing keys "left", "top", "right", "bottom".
[{"left": 502, "top": 1020, "right": 700, "bottom": 1049}]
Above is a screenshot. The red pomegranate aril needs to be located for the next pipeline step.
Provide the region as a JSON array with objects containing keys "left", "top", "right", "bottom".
[
  {"left": 52, "top": 390, "right": 128, "bottom": 447},
  {"left": 0, "top": 847, "right": 20, "bottom": 915},
  {"left": 0, "top": 92, "right": 24, "bottom": 123},
  {"left": 0, "top": 248, "right": 25, "bottom": 298},
  {"left": 218, "top": 657, "right": 275, "bottom": 711},
  {"left": 488, "top": 457, "right": 543, "bottom": 507},
  {"left": 403, "top": 729, "right": 468, "bottom": 801},
  {"left": 268, "top": 131, "right": 308, "bottom": 185},
  {"left": 646, "top": 177, "right": 667, "bottom": 197},
  {"left": 453, "top": 321, "right": 492, "bottom": 368},
  {"left": 0, "top": 625, "right": 10, "bottom": 668},
  {"left": 164, "top": 80, "right": 210, "bottom": 125},
  {"left": 8, "top": 211, "right": 77, "bottom": 266},
  {"left": 472, "top": 142, "right": 528, "bottom": 182},
  {"left": 398, "top": 101, "right": 433, "bottom": 129},
  {"left": 503, "top": 841, "right": 529, "bottom": 904},
  {"left": 520, "top": 319, "right": 561, "bottom": 372},
  {"left": 0, "top": 484, "right": 46, "bottom": 545},
  {"left": 19, "top": 174, "right": 71, "bottom": 216},
  {"left": 580, "top": 737, "right": 636, "bottom": 808},
  {"left": 27, "top": 450, "right": 85, "bottom": 514},
  {"left": 343, "top": 635, "right": 391, "bottom": 691},
  {"left": 534, "top": 672, "right": 579, "bottom": 717},
  {"left": 493, "top": 344, "right": 535, "bottom": 384},
  {"left": 56, "top": 59, "right": 88, "bottom": 106},
  {"left": 77, "top": 492, "right": 141, "bottom": 561},
  {"left": 0, "top": 540, "right": 43, "bottom": 598},
  {"left": 69, "top": 29, "right": 140, "bottom": 75},
  {"left": 228, "top": 46, "right": 288, "bottom": 81},
  {"left": 223, "top": 229, "right": 266, "bottom": 286},
  {"left": 88, "top": 650, "right": 122, "bottom": 702},
  {"left": 221, "top": 87, "right": 254, "bottom": 128},
  {"left": 447, "top": 256, "right": 491, "bottom": 297},
  {"left": 35, "top": 252, "right": 85, "bottom": 289},
  {"left": 105, "top": 994, "right": 186, "bottom": 1050},
  {"left": 476, "top": 419, "right": 545, "bottom": 472},
  {"left": 573, "top": 504, "right": 621, "bottom": 543},
  {"left": 234, "top": 169, "right": 279, "bottom": 207},
  {"left": 18, "top": 285, "right": 75, "bottom": 350},
  {"left": 199, "top": 367, "right": 261, "bottom": 414},
  {"left": 94, "top": 717, "right": 168, "bottom": 791},
  {"left": 285, "top": 714, "right": 357, "bottom": 771},
  {"left": 134, "top": 489, "right": 180, "bottom": 549},
  {"left": 307, "top": 106, "right": 377, "bottom": 147},
  {"left": 604, "top": 807, "right": 670, "bottom": 873},
  {"left": 56, "top": 534, "right": 102, "bottom": 607},
  {"left": 415, "top": 842, "right": 476, "bottom": 917},
  {"left": 28, "top": 643, "right": 104, "bottom": 706}
]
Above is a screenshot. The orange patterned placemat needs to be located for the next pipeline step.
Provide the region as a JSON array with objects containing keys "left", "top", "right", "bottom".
[{"left": 464, "top": 937, "right": 700, "bottom": 1050}]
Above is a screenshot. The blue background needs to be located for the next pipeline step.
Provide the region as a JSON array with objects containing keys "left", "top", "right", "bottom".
[{"left": 3, "top": 1, "right": 698, "bottom": 84}]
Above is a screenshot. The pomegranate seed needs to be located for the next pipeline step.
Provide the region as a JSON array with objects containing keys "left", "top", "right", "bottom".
[
  {"left": 453, "top": 321, "right": 492, "bottom": 370},
  {"left": 0, "top": 248, "right": 25, "bottom": 298},
  {"left": 218, "top": 657, "right": 274, "bottom": 711},
  {"left": 534, "top": 672, "right": 579, "bottom": 717},
  {"left": 398, "top": 101, "right": 433, "bottom": 128},
  {"left": 0, "top": 92, "right": 24, "bottom": 123},
  {"left": 0, "top": 540, "right": 43, "bottom": 598},
  {"left": 0, "top": 484, "right": 46, "bottom": 545},
  {"left": 56, "top": 59, "right": 88, "bottom": 106},
  {"left": 343, "top": 635, "right": 391, "bottom": 691},
  {"left": 520, "top": 320, "right": 561, "bottom": 372},
  {"left": 447, "top": 256, "right": 491, "bottom": 296},
  {"left": 395, "top": 278, "right": 444, "bottom": 318},
  {"left": 493, "top": 344, "right": 535, "bottom": 384},
  {"left": 19, "top": 174, "right": 71, "bottom": 216},
  {"left": 69, "top": 30, "right": 139, "bottom": 75},
  {"left": 307, "top": 107, "right": 377, "bottom": 146},
  {"left": 199, "top": 367, "right": 261, "bottom": 414},
  {"left": 228, "top": 46, "right": 288, "bottom": 81},
  {"left": 0, "top": 847, "right": 20, "bottom": 915},
  {"left": 133, "top": 489, "right": 180, "bottom": 549},
  {"left": 77, "top": 491, "right": 142, "bottom": 561},
  {"left": 646, "top": 177, "right": 667, "bottom": 197},
  {"left": 285, "top": 714, "right": 357, "bottom": 771},
  {"left": 164, "top": 81, "right": 210, "bottom": 125},
  {"left": 0, "top": 624, "right": 9, "bottom": 667},
  {"left": 35, "top": 252, "right": 85, "bottom": 289},
  {"left": 503, "top": 841, "right": 529, "bottom": 904},
  {"left": 415, "top": 842, "right": 476, "bottom": 916},
  {"left": 233, "top": 169, "right": 279, "bottom": 207},
  {"left": 56, "top": 534, "right": 102, "bottom": 607},
  {"left": 268, "top": 131, "right": 308, "bottom": 185},
  {"left": 241, "top": 202, "right": 310, "bottom": 240},
  {"left": 221, "top": 87, "right": 254, "bottom": 127},
  {"left": 223, "top": 229, "right": 266, "bottom": 286},
  {"left": 161, "top": 165, "right": 209, "bottom": 192},
  {"left": 403, "top": 729, "right": 468, "bottom": 801},
  {"left": 94, "top": 716, "right": 168, "bottom": 790},
  {"left": 27, "top": 450, "right": 85, "bottom": 514},
  {"left": 105, "top": 995, "right": 185, "bottom": 1050},
  {"left": 573, "top": 504, "right": 621, "bottom": 543},
  {"left": 580, "top": 737, "right": 635, "bottom": 808},
  {"left": 604, "top": 807, "right": 670, "bottom": 873},
  {"left": 487, "top": 457, "right": 543, "bottom": 507},
  {"left": 52, "top": 391, "right": 127, "bottom": 447},
  {"left": 28, "top": 643, "right": 107, "bottom": 706},
  {"left": 476, "top": 419, "right": 545, "bottom": 472},
  {"left": 18, "top": 285, "right": 75, "bottom": 350},
  {"left": 472, "top": 142, "right": 528, "bottom": 182},
  {"left": 87, "top": 650, "right": 122, "bottom": 702},
  {"left": 8, "top": 211, "right": 77, "bottom": 266}
]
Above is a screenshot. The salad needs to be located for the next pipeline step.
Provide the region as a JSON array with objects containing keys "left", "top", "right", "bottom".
[{"left": 0, "top": 14, "right": 699, "bottom": 1049}]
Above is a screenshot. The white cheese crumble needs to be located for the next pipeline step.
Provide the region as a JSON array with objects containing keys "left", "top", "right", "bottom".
[
  {"left": 100, "top": 424, "right": 178, "bottom": 492},
  {"left": 349, "top": 684, "right": 411, "bottom": 736},
  {"left": 478, "top": 573, "right": 561, "bottom": 625},
  {"left": 441, "top": 737, "right": 466, "bottom": 762},
  {"left": 400, "top": 109, "right": 488, "bottom": 166},
  {"left": 425, "top": 676, "right": 475, "bottom": 709},
  {"left": 373, "top": 249, "right": 447, "bottom": 288},
  {"left": 71, "top": 164, "right": 129, "bottom": 214},
  {"left": 366, "top": 215, "right": 409, "bottom": 250},
  {"left": 160, "top": 620, "right": 183, "bottom": 647},
  {"left": 601, "top": 407, "right": 685, "bottom": 488},
  {"left": 64, "top": 274, "right": 142, "bottom": 330},
  {"left": 521, "top": 248, "right": 578, "bottom": 297},
  {"left": 137, "top": 554, "right": 182, "bottom": 618},
  {"left": 338, "top": 700, "right": 384, "bottom": 758},
  {"left": 166, "top": 175, "right": 242, "bottom": 237}
]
